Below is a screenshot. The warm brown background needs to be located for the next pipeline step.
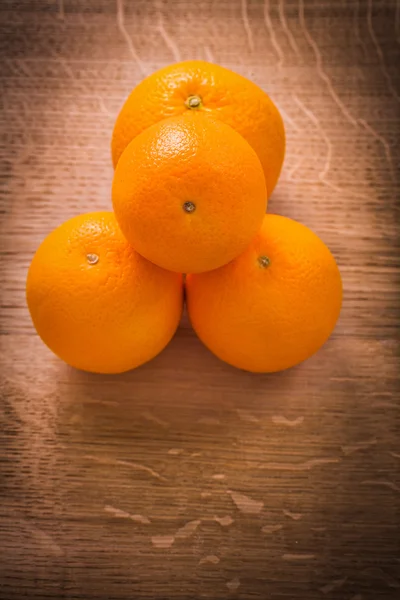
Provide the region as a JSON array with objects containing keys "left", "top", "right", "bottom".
[{"left": 1, "top": 1, "right": 399, "bottom": 599}]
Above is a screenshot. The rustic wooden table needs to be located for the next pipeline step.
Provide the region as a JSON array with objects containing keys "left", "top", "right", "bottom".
[{"left": 1, "top": 1, "right": 399, "bottom": 598}]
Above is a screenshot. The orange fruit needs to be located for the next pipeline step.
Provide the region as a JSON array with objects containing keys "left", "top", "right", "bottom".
[
  {"left": 112, "top": 113, "right": 267, "bottom": 274},
  {"left": 111, "top": 60, "right": 285, "bottom": 198},
  {"left": 186, "top": 214, "right": 342, "bottom": 373},
  {"left": 26, "top": 212, "right": 183, "bottom": 374}
]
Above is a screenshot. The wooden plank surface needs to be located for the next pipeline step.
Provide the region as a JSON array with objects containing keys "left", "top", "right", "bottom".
[{"left": 0, "top": 1, "right": 399, "bottom": 598}]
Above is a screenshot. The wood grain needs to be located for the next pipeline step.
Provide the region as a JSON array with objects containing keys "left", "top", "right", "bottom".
[{"left": 1, "top": 1, "right": 399, "bottom": 598}]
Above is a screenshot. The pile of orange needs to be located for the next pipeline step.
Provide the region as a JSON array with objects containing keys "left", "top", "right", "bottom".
[{"left": 27, "top": 60, "right": 342, "bottom": 374}]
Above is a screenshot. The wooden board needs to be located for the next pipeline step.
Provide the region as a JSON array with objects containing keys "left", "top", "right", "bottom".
[{"left": 1, "top": 1, "right": 399, "bottom": 598}]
